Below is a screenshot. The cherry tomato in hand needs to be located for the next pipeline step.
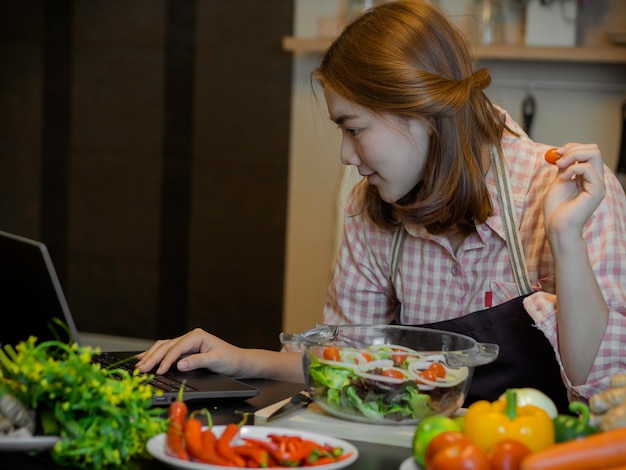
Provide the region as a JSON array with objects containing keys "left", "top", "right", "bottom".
[
  {"left": 426, "top": 439, "right": 490, "bottom": 470},
  {"left": 323, "top": 346, "right": 340, "bottom": 361},
  {"left": 544, "top": 148, "right": 560, "bottom": 165},
  {"left": 487, "top": 439, "right": 532, "bottom": 470}
]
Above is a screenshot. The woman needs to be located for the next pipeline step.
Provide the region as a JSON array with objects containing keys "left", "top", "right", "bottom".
[{"left": 137, "top": 0, "right": 626, "bottom": 408}]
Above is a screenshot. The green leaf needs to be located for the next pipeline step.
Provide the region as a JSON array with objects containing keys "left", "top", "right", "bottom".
[{"left": 0, "top": 331, "right": 168, "bottom": 469}]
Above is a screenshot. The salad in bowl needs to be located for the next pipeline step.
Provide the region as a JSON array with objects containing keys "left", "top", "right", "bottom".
[{"left": 281, "top": 324, "right": 498, "bottom": 424}]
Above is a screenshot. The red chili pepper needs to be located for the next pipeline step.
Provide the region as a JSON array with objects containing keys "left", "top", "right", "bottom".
[
  {"left": 232, "top": 443, "right": 270, "bottom": 467},
  {"left": 309, "top": 456, "right": 336, "bottom": 466},
  {"left": 306, "top": 443, "right": 350, "bottom": 466},
  {"left": 266, "top": 434, "right": 299, "bottom": 463},
  {"left": 289, "top": 440, "right": 318, "bottom": 466},
  {"left": 183, "top": 417, "right": 203, "bottom": 458},
  {"left": 201, "top": 428, "right": 221, "bottom": 458},
  {"left": 184, "top": 416, "right": 231, "bottom": 465},
  {"left": 335, "top": 451, "right": 354, "bottom": 462},
  {"left": 241, "top": 436, "right": 278, "bottom": 454},
  {"left": 300, "top": 438, "right": 327, "bottom": 453},
  {"left": 165, "top": 385, "right": 189, "bottom": 460},
  {"left": 324, "top": 444, "right": 345, "bottom": 458},
  {"left": 233, "top": 432, "right": 350, "bottom": 467},
  {"left": 268, "top": 435, "right": 331, "bottom": 466},
  {"left": 215, "top": 423, "right": 246, "bottom": 466}
]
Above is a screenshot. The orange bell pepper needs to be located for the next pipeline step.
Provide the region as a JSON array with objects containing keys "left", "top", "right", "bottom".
[{"left": 463, "top": 388, "right": 555, "bottom": 453}]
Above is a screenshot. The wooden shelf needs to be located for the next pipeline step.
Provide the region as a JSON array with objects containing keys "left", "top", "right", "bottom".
[
  {"left": 282, "top": 36, "right": 333, "bottom": 54},
  {"left": 282, "top": 36, "right": 626, "bottom": 64},
  {"left": 474, "top": 44, "right": 626, "bottom": 64}
]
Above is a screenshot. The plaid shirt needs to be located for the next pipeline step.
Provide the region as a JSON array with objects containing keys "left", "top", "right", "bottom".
[{"left": 323, "top": 111, "right": 626, "bottom": 399}]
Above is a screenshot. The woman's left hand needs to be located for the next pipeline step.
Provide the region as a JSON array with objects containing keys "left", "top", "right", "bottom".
[
  {"left": 543, "top": 143, "right": 606, "bottom": 237},
  {"left": 542, "top": 143, "right": 609, "bottom": 385}
]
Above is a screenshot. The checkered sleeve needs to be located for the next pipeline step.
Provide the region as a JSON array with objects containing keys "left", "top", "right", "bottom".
[
  {"left": 525, "top": 169, "right": 626, "bottom": 399},
  {"left": 322, "top": 189, "right": 397, "bottom": 325}
]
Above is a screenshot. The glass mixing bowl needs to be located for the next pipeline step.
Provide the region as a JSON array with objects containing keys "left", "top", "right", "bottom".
[{"left": 281, "top": 324, "right": 499, "bottom": 424}]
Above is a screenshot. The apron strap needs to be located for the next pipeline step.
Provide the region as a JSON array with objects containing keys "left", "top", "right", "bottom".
[
  {"left": 390, "top": 225, "right": 407, "bottom": 298},
  {"left": 490, "top": 146, "right": 533, "bottom": 296}
]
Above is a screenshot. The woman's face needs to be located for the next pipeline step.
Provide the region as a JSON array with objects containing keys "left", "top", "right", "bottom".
[{"left": 325, "top": 88, "right": 431, "bottom": 203}]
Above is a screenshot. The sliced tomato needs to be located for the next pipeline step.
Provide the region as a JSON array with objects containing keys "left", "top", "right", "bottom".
[
  {"left": 392, "top": 349, "right": 416, "bottom": 366},
  {"left": 392, "top": 350, "right": 408, "bottom": 366},
  {"left": 381, "top": 369, "right": 405, "bottom": 379},
  {"left": 322, "top": 346, "right": 341, "bottom": 361},
  {"left": 418, "top": 369, "right": 438, "bottom": 382},
  {"left": 361, "top": 352, "right": 374, "bottom": 362},
  {"left": 428, "top": 362, "right": 446, "bottom": 378}
]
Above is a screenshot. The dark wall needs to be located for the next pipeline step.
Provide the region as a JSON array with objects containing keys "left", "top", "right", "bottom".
[{"left": 0, "top": 0, "right": 293, "bottom": 350}]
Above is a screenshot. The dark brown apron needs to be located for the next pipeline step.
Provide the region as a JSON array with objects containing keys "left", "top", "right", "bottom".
[
  {"left": 390, "top": 146, "right": 570, "bottom": 414},
  {"left": 394, "top": 296, "right": 571, "bottom": 414}
]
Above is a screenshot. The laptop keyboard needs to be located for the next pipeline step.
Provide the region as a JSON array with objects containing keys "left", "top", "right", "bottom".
[{"left": 93, "top": 352, "right": 198, "bottom": 393}]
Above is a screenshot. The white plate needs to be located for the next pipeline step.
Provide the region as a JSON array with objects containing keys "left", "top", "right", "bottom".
[
  {"left": 0, "top": 435, "right": 61, "bottom": 452},
  {"left": 147, "top": 425, "right": 359, "bottom": 469},
  {"left": 399, "top": 456, "right": 422, "bottom": 470}
]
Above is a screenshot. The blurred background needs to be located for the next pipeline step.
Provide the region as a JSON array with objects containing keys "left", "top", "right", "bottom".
[
  {"left": 1, "top": 0, "right": 624, "bottom": 351},
  {"left": 0, "top": 0, "right": 293, "bottom": 349}
]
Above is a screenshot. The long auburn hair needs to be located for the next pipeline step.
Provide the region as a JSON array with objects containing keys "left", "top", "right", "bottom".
[{"left": 314, "top": 0, "right": 510, "bottom": 234}]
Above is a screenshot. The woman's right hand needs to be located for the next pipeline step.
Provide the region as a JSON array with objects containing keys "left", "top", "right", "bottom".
[
  {"left": 135, "top": 328, "right": 248, "bottom": 377},
  {"left": 135, "top": 328, "right": 305, "bottom": 383}
]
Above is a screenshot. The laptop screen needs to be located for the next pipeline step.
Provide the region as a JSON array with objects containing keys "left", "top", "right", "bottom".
[
  {"left": 0, "top": 231, "right": 80, "bottom": 348},
  {"left": 0, "top": 230, "right": 261, "bottom": 404}
]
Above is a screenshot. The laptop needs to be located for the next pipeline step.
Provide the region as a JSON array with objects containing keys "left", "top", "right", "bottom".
[{"left": 0, "top": 230, "right": 259, "bottom": 405}]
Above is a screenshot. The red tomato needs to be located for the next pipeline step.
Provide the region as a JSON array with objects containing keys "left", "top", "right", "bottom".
[
  {"left": 381, "top": 369, "right": 405, "bottom": 379},
  {"left": 323, "top": 346, "right": 341, "bottom": 361},
  {"left": 544, "top": 148, "right": 560, "bottom": 165},
  {"left": 426, "top": 438, "right": 490, "bottom": 470},
  {"left": 392, "top": 350, "right": 408, "bottom": 366},
  {"left": 428, "top": 362, "right": 446, "bottom": 378},
  {"left": 425, "top": 431, "right": 472, "bottom": 464},
  {"left": 487, "top": 439, "right": 532, "bottom": 470},
  {"left": 419, "top": 369, "right": 438, "bottom": 382},
  {"left": 361, "top": 352, "right": 373, "bottom": 362}
]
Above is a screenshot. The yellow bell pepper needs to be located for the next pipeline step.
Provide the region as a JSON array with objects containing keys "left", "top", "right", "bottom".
[{"left": 463, "top": 388, "right": 555, "bottom": 453}]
